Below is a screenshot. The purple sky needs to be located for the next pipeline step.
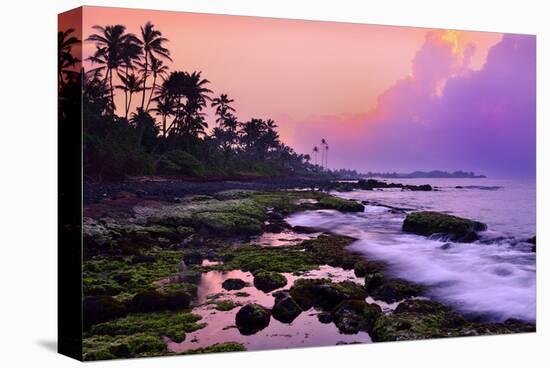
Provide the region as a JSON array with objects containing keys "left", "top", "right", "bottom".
[{"left": 293, "top": 33, "right": 536, "bottom": 178}]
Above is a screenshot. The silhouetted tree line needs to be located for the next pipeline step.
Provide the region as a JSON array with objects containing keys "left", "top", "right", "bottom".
[{"left": 58, "top": 23, "right": 332, "bottom": 181}]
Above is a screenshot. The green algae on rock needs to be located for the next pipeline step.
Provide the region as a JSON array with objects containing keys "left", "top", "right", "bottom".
[
  {"left": 180, "top": 342, "right": 246, "bottom": 355},
  {"left": 289, "top": 278, "right": 368, "bottom": 311},
  {"left": 253, "top": 271, "right": 288, "bottom": 292},
  {"left": 235, "top": 303, "right": 271, "bottom": 335},
  {"left": 90, "top": 311, "right": 205, "bottom": 343},
  {"left": 402, "top": 211, "right": 487, "bottom": 242}
]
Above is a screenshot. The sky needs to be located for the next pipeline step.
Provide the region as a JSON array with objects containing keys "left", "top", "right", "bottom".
[{"left": 64, "top": 6, "right": 536, "bottom": 177}]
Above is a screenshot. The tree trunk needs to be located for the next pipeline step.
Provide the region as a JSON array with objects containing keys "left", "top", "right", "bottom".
[
  {"left": 145, "top": 73, "right": 157, "bottom": 112},
  {"left": 140, "top": 52, "right": 148, "bottom": 110}
]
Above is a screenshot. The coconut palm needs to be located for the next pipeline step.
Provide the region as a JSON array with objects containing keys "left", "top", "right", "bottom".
[
  {"left": 313, "top": 146, "right": 319, "bottom": 166},
  {"left": 144, "top": 56, "right": 169, "bottom": 111},
  {"left": 325, "top": 144, "right": 329, "bottom": 170},
  {"left": 116, "top": 72, "right": 144, "bottom": 119},
  {"left": 87, "top": 24, "right": 139, "bottom": 112},
  {"left": 136, "top": 22, "right": 172, "bottom": 111},
  {"left": 58, "top": 28, "right": 81, "bottom": 86},
  {"left": 211, "top": 94, "right": 236, "bottom": 126}
]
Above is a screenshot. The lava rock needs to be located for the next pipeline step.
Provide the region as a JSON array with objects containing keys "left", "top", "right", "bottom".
[
  {"left": 222, "top": 278, "right": 248, "bottom": 291},
  {"left": 83, "top": 295, "right": 128, "bottom": 329},
  {"left": 235, "top": 304, "right": 271, "bottom": 335}
]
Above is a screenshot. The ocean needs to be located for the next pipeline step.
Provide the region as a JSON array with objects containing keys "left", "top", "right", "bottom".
[{"left": 287, "top": 178, "right": 536, "bottom": 322}]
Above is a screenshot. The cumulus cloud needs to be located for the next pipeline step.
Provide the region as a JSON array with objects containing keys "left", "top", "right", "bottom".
[{"left": 293, "top": 31, "right": 536, "bottom": 177}]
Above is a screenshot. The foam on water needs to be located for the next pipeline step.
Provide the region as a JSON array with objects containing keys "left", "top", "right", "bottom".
[{"left": 287, "top": 178, "right": 536, "bottom": 322}]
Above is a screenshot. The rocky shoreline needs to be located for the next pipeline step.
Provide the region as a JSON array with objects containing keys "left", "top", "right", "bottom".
[{"left": 81, "top": 185, "right": 534, "bottom": 360}]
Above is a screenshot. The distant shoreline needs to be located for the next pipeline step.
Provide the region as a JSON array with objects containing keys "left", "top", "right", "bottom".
[{"left": 362, "top": 170, "right": 486, "bottom": 179}]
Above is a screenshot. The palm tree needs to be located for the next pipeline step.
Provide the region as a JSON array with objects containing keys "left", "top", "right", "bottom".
[
  {"left": 58, "top": 28, "right": 80, "bottom": 86},
  {"left": 211, "top": 94, "right": 236, "bottom": 126},
  {"left": 116, "top": 72, "right": 144, "bottom": 119},
  {"left": 325, "top": 144, "right": 329, "bottom": 170},
  {"left": 313, "top": 146, "right": 319, "bottom": 166},
  {"left": 159, "top": 71, "right": 212, "bottom": 138},
  {"left": 137, "top": 22, "right": 172, "bottom": 111},
  {"left": 144, "top": 56, "right": 169, "bottom": 111},
  {"left": 321, "top": 138, "right": 327, "bottom": 170},
  {"left": 87, "top": 24, "right": 139, "bottom": 113}
]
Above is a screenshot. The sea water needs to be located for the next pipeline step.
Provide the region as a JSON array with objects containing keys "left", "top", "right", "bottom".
[{"left": 287, "top": 178, "right": 536, "bottom": 322}]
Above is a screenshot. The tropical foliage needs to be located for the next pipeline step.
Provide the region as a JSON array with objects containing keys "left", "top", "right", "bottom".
[{"left": 59, "top": 22, "right": 330, "bottom": 181}]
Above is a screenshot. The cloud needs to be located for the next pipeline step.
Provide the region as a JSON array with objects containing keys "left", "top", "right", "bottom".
[{"left": 293, "top": 31, "right": 535, "bottom": 177}]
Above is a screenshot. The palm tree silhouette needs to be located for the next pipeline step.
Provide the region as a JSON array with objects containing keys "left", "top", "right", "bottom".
[
  {"left": 211, "top": 94, "right": 236, "bottom": 126},
  {"left": 87, "top": 25, "right": 139, "bottom": 113},
  {"left": 137, "top": 22, "right": 172, "bottom": 111},
  {"left": 116, "top": 72, "right": 144, "bottom": 119},
  {"left": 324, "top": 144, "right": 329, "bottom": 170},
  {"left": 313, "top": 146, "right": 319, "bottom": 166},
  {"left": 58, "top": 28, "right": 80, "bottom": 86},
  {"left": 321, "top": 138, "right": 327, "bottom": 170},
  {"left": 144, "top": 56, "right": 169, "bottom": 112}
]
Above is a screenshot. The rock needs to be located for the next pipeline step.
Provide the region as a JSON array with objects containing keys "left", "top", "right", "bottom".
[
  {"left": 128, "top": 290, "right": 190, "bottom": 313},
  {"left": 183, "top": 251, "right": 203, "bottom": 265},
  {"left": 290, "top": 279, "right": 367, "bottom": 311},
  {"left": 235, "top": 304, "right": 271, "bottom": 335},
  {"left": 331, "top": 300, "right": 382, "bottom": 334},
  {"left": 253, "top": 271, "right": 288, "bottom": 293},
  {"left": 369, "top": 278, "right": 424, "bottom": 303},
  {"left": 272, "top": 293, "right": 302, "bottom": 323},
  {"left": 83, "top": 296, "right": 128, "bottom": 329},
  {"left": 440, "top": 243, "right": 452, "bottom": 250},
  {"left": 353, "top": 261, "right": 368, "bottom": 277},
  {"left": 527, "top": 236, "right": 536, "bottom": 252},
  {"left": 131, "top": 254, "right": 156, "bottom": 264},
  {"left": 402, "top": 211, "right": 487, "bottom": 242},
  {"left": 292, "top": 225, "right": 323, "bottom": 234},
  {"left": 371, "top": 300, "right": 468, "bottom": 342},
  {"left": 364, "top": 272, "right": 384, "bottom": 292},
  {"left": 222, "top": 278, "right": 248, "bottom": 291},
  {"left": 318, "top": 312, "right": 333, "bottom": 324}
]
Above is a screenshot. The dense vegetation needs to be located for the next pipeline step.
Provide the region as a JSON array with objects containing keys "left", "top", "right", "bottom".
[{"left": 58, "top": 24, "right": 337, "bottom": 181}]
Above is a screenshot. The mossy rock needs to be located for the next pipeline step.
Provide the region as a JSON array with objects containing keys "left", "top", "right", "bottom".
[
  {"left": 331, "top": 300, "right": 382, "bottom": 334},
  {"left": 83, "top": 296, "right": 128, "bottom": 330},
  {"left": 253, "top": 271, "right": 288, "bottom": 293},
  {"left": 235, "top": 304, "right": 271, "bottom": 335},
  {"left": 300, "top": 235, "right": 360, "bottom": 269},
  {"left": 128, "top": 290, "right": 191, "bottom": 313},
  {"left": 214, "top": 300, "right": 240, "bottom": 311},
  {"left": 289, "top": 278, "right": 367, "bottom": 311},
  {"left": 272, "top": 292, "right": 302, "bottom": 323},
  {"left": 213, "top": 245, "right": 317, "bottom": 273},
  {"left": 368, "top": 278, "right": 424, "bottom": 303},
  {"left": 181, "top": 342, "right": 246, "bottom": 355},
  {"left": 317, "top": 196, "right": 364, "bottom": 212},
  {"left": 402, "top": 211, "right": 487, "bottom": 242},
  {"left": 90, "top": 311, "right": 205, "bottom": 343},
  {"left": 192, "top": 211, "right": 263, "bottom": 235},
  {"left": 222, "top": 278, "right": 248, "bottom": 291},
  {"left": 83, "top": 333, "right": 166, "bottom": 360},
  {"left": 371, "top": 300, "right": 468, "bottom": 342}
]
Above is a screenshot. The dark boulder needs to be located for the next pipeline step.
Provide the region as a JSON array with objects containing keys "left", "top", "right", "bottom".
[
  {"left": 290, "top": 279, "right": 367, "bottom": 311},
  {"left": 131, "top": 254, "right": 156, "bottom": 264},
  {"left": 83, "top": 295, "right": 128, "bottom": 330},
  {"left": 368, "top": 278, "right": 424, "bottom": 303},
  {"left": 183, "top": 251, "right": 204, "bottom": 265},
  {"left": 235, "top": 304, "right": 271, "bottom": 335},
  {"left": 253, "top": 271, "right": 287, "bottom": 293},
  {"left": 128, "top": 290, "right": 190, "bottom": 313},
  {"left": 402, "top": 211, "right": 487, "bottom": 242},
  {"left": 222, "top": 278, "right": 248, "bottom": 291},
  {"left": 331, "top": 300, "right": 382, "bottom": 334},
  {"left": 272, "top": 292, "right": 302, "bottom": 323}
]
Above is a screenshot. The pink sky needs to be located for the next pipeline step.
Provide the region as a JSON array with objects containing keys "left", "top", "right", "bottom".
[
  {"left": 78, "top": 6, "right": 502, "bottom": 143},
  {"left": 62, "top": 7, "right": 536, "bottom": 177}
]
